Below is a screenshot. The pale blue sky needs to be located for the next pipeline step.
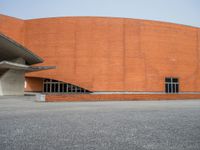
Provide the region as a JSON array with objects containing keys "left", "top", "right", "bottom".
[{"left": 0, "top": 0, "right": 200, "bottom": 27}]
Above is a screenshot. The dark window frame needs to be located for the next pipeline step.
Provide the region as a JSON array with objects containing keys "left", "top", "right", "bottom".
[
  {"left": 165, "top": 77, "right": 179, "bottom": 93},
  {"left": 43, "top": 79, "right": 90, "bottom": 94}
]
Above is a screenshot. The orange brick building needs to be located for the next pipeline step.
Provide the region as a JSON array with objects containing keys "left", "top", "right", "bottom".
[{"left": 1, "top": 14, "right": 200, "bottom": 101}]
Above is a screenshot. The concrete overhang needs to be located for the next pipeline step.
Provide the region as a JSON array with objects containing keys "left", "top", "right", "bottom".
[
  {"left": 0, "top": 61, "right": 55, "bottom": 72},
  {"left": 0, "top": 33, "right": 43, "bottom": 65}
]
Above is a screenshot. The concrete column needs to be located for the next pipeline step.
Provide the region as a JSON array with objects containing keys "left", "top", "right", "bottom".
[
  {"left": 0, "top": 69, "right": 25, "bottom": 95},
  {"left": 0, "top": 58, "right": 25, "bottom": 96}
]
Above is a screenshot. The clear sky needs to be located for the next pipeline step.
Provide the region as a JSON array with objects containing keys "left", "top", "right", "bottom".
[{"left": 0, "top": 0, "right": 200, "bottom": 27}]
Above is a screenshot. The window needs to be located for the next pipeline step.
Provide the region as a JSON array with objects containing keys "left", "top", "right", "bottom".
[
  {"left": 165, "top": 77, "right": 179, "bottom": 93},
  {"left": 43, "top": 79, "right": 91, "bottom": 94}
]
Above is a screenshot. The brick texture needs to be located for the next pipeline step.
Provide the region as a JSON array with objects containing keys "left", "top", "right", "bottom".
[
  {"left": 46, "top": 94, "right": 200, "bottom": 102},
  {"left": 0, "top": 15, "right": 200, "bottom": 93},
  {"left": 25, "top": 77, "right": 43, "bottom": 92}
]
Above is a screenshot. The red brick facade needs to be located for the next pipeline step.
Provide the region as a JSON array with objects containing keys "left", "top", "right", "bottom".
[{"left": 1, "top": 14, "right": 200, "bottom": 100}]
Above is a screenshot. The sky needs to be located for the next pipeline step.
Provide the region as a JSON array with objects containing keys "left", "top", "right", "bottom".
[{"left": 0, "top": 0, "right": 200, "bottom": 27}]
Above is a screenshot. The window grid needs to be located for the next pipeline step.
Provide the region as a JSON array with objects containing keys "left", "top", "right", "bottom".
[
  {"left": 43, "top": 79, "right": 90, "bottom": 94},
  {"left": 165, "top": 77, "right": 179, "bottom": 93}
]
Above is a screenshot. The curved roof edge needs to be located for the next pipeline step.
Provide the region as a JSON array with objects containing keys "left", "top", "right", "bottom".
[
  {"left": 0, "top": 14, "right": 24, "bottom": 21},
  {"left": 0, "top": 33, "right": 43, "bottom": 65},
  {"left": 1, "top": 13, "right": 198, "bottom": 29},
  {"left": 27, "top": 16, "right": 199, "bottom": 29}
]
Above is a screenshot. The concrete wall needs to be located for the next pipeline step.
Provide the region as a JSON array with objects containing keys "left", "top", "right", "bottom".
[{"left": 0, "top": 15, "right": 200, "bottom": 93}]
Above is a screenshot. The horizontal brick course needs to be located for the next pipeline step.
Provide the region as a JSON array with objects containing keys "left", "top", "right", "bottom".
[{"left": 46, "top": 94, "right": 200, "bottom": 102}]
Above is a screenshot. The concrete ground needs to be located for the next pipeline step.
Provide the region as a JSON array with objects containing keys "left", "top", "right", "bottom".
[{"left": 0, "top": 96, "right": 200, "bottom": 150}]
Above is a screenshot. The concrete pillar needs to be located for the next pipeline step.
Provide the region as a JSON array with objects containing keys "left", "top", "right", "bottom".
[
  {"left": 0, "top": 58, "right": 25, "bottom": 96},
  {"left": 0, "top": 70, "right": 25, "bottom": 95}
]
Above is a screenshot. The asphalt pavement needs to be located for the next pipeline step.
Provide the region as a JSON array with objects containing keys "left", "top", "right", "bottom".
[{"left": 0, "top": 96, "right": 200, "bottom": 150}]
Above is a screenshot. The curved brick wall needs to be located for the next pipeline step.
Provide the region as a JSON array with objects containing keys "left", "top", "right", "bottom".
[{"left": 1, "top": 15, "right": 200, "bottom": 92}]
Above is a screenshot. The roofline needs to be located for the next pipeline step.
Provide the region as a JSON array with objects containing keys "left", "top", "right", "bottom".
[
  {"left": 0, "top": 14, "right": 23, "bottom": 21},
  {"left": 1, "top": 13, "right": 199, "bottom": 29},
  {"left": 25, "top": 16, "right": 199, "bottom": 29}
]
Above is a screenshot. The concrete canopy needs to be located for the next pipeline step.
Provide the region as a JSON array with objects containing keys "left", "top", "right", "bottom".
[
  {"left": 0, "top": 33, "right": 55, "bottom": 95},
  {"left": 0, "top": 61, "right": 55, "bottom": 72},
  {"left": 0, "top": 33, "right": 43, "bottom": 65}
]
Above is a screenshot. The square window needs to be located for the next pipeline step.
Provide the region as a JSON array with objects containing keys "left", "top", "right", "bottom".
[{"left": 165, "top": 77, "right": 179, "bottom": 93}]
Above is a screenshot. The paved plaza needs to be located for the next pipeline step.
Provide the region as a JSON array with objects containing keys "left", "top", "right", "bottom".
[{"left": 0, "top": 96, "right": 200, "bottom": 150}]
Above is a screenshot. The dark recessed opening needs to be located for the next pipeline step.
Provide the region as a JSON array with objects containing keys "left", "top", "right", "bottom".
[
  {"left": 43, "top": 79, "right": 91, "bottom": 94},
  {"left": 165, "top": 77, "right": 179, "bottom": 94}
]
